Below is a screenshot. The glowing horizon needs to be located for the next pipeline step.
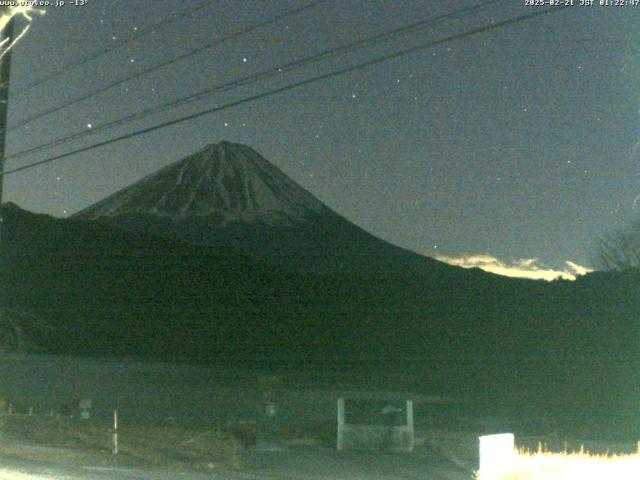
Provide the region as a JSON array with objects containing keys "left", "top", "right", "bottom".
[{"left": 435, "top": 254, "right": 593, "bottom": 281}]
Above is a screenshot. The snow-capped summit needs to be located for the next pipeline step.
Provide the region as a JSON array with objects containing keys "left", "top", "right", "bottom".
[
  {"left": 71, "top": 140, "right": 445, "bottom": 276},
  {"left": 73, "top": 141, "right": 333, "bottom": 225}
]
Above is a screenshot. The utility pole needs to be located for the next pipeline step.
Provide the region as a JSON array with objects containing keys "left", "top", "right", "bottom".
[{"left": 0, "top": 17, "right": 14, "bottom": 249}]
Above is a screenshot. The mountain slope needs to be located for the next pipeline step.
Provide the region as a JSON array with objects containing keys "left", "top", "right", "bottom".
[
  {"left": 71, "top": 141, "right": 449, "bottom": 276},
  {"left": 73, "top": 141, "right": 332, "bottom": 225}
]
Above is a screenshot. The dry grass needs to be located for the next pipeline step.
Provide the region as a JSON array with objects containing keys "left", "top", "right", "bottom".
[
  {"left": 422, "top": 429, "right": 640, "bottom": 480},
  {"left": 0, "top": 415, "right": 246, "bottom": 470},
  {"left": 476, "top": 446, "right": 640, "bottom": 480}
]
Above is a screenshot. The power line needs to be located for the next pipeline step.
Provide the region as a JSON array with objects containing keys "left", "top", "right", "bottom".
[
  {"left": 15, "top": 0, "right": 218, "bottom": 94},
  {"left": 9, "top": 0, "right": 330, "bottom": 131},
  {"left": 1, "top": 5, "right": 571, "bottom": 179},
  {"left": 8, "top": 0, "right": 505, "bottom": 160}
]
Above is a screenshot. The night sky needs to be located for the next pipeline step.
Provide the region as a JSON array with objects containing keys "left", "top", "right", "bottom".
[{"left": 3, "top": 1, "right": 639, "bottom": 276}]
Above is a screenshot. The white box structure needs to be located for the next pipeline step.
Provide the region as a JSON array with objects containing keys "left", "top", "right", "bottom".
[
  {"left": 337, "top": 397, "right": 414, "bottom": 452},
  {"left": 478, "top": 433, "right": 515, "bottom": 479}
]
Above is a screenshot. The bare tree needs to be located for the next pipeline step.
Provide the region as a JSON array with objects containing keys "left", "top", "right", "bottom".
[{"left": 593, "top": 222, "right": 640, "bottom": 271}]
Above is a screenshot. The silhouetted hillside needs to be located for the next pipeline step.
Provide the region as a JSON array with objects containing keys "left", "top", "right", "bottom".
[{"left": 2, "top": 202, "right": 639, "bottom": 438}]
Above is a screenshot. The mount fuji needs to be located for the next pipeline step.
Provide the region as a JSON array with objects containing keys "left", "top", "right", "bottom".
[
  {"left": 73, "top": 141, "right": 332, "bottom": 225},
  {"left": 72, "top": 141, "right": 452, "bottom": 277}
]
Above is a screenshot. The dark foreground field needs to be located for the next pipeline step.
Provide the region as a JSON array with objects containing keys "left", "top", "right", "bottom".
[
  {"left": 1, "top": 416, "right": 637, "bottom": 480},
  {"left": 0, "top": 413, "right": 475, "bottom": 479},
  {"left": 0, "top": 351, "right": 472, "bottom": 479},
  {"left": 0, "top": 352, "right": 635, "bottom": 479}
]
